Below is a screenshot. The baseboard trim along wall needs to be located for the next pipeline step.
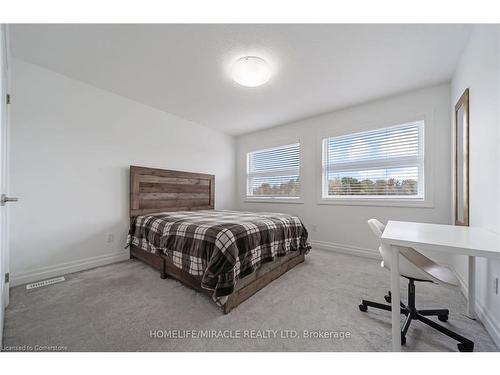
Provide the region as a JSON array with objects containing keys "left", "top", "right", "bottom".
[
  {"left": 454, "top": 270, "right": 500, "bottom": 349},
  {"left": 310, "top": 240, "right": 381, "bottom": 260},
  {"left": 10, "top": 251, "right": 130, "bottom": 287}
]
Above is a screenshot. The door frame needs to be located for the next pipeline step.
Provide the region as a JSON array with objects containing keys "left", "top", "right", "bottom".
[{"left": 0, "top": 23, "right": 11, "bottom": 346}]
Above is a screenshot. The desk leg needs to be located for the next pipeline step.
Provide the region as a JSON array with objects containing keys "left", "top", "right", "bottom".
[
  {"left": 390, "top": 245, "right": 401, "bottom": 351},
  {"left": 466, "top": 256, "right": 476, "bottom": 319}
]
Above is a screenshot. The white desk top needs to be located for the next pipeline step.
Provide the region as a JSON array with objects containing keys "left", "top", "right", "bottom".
[{"left": 381, "top": 221, "right": 500, "bottom": 259}]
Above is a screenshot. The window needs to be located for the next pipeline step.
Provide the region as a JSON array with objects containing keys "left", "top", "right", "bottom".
[
  {"left": 247, "top": 142, "right": 301, "bottom": 199},
  {"left": 322, "top": 121, "right": 424, "bottom": 201}
]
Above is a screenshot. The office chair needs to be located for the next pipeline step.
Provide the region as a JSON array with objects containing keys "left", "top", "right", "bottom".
[{"left": 359, "top": 219, "right": 474, "bottom": 352}]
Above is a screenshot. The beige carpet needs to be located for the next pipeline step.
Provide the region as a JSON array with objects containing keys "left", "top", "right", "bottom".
[{"left": 2, "top": 249, "right": 498, "bottom": 351}]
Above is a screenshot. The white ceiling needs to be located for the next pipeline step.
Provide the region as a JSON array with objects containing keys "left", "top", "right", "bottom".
[{"left": 10, "top": 24, "right": 472, "bottom": 135}]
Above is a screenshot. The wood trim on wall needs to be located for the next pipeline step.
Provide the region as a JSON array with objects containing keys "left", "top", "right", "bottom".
[{"left": 454, "top": 88, "right": 470, "bottom": 226}]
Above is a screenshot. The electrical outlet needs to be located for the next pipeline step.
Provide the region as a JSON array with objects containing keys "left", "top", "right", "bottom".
[{"left": 106, "top": 232, "right": 115, "bottom": 243}]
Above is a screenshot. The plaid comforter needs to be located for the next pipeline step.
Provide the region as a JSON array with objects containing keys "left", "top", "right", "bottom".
[{"left": 127, "top": 210, "right": 310, "bottom": 298}]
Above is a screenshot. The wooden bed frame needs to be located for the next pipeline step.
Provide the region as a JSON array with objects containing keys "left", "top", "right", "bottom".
[{"left": 129, "top": 165, "right": 306, "bottom": 314}]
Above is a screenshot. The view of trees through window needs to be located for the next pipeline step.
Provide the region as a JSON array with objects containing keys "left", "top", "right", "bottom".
[
  {"left": 248, "top": 122, "right": 423, "bottom": 199},
  {"left": 322, "top": 122, "right": 424, "bottom": 199},
  {"left": 252, "top": 177, "right": 300, "bottom": 197},
  {"left": 251, "top": 175, "right": 417, "bottom": 197},
  {"left": 248, "top": 142, "right": 301, "bottom": 198},
  {"left": 328, "top": 176, "right": 417, "bottom": 196}
]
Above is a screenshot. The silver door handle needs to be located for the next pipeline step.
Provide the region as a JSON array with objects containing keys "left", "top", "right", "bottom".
[{"left": 1, "top": 194, "right": 19, "bottom": 206}]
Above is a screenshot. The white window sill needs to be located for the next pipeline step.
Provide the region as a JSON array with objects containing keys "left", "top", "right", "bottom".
[
  {"left": 318, "top": 197, "right": 433, "bottom": 208},
  {"left": 244, "top": 197, "right": 304, "bottom": 204}
]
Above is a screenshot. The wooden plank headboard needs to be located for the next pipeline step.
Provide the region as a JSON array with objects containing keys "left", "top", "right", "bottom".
[{"left": 129, "top": 166, "right": 215, "bottom": 217}]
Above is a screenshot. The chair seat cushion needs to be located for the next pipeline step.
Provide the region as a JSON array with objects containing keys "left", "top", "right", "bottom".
[
  {"left": 400, "top": 247, "right": 459, "bottom": 286},
  {"left": 379, "top": 246, "right": 459, "bottom": 287}
]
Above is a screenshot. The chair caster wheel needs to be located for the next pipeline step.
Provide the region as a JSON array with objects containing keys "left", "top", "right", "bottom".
[
  {"left": 457, "top": 342, "right": 474, "bottom": 352},
  {"left": 401, "top": 333, "right": 406, "bottom": 346},
  {"left": 384, "top": 291, "right": 392, "bottom": 303},
  {"left": 438, "top": 314, "right": 449, "bottom": 322},
  {"left": 359, "top": 304, "right": 368, "bottom": 312}
]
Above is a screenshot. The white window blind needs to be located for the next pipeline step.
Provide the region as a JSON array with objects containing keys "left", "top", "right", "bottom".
[
  {"left": 247, "top": 143, "right": 301, "bottom": 198},
  {"left": 322, "top": 121, "right": 424, "bottom": 199}
]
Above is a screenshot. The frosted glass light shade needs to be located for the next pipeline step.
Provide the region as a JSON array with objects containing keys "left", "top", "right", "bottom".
[{"left": 231, "top": 56, "right": 271, "bottom": 87}]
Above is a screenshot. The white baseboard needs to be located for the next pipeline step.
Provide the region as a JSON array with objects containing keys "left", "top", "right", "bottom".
[
  {"left": 454, "top": 269, "right": 500, "bottom": 350},
  {"left": 310, "top": 239, "right": 380, "bottom": 260},
  {"left": 475, "top": 299, "right": 500, "bottom": 350},
  {"left": 10, "top": 251, "right": 130, "bottom": 287}
]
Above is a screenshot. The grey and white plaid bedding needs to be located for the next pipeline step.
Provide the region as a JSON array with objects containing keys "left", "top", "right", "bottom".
[{"left": 127, "top": 210, "right": 310, "bottom": 297}]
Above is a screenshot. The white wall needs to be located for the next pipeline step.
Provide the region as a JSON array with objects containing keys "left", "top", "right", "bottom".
[
  {"left": 9, "top": 59, "right": 236, "bottom": 286},
  {"left": 451, "top": 25, "right": 500, "bottom": 346},
  {"left": 236, "top": 84, "right": 452, "bottom": 260}
]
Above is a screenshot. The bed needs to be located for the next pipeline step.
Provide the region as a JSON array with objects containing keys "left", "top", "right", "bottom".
[{"left": 127, "top": 166, "right": 310, "bottom": 313}]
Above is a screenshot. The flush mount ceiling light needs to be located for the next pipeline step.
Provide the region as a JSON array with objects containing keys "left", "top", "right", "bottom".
[{"left": 231, "top": 56, "right": 272, "bottom": 87}]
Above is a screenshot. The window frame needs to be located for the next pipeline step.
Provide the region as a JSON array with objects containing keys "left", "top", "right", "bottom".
[
  {"left": 318, "top": 119, "right": 432, "bottom": 208},
  {"left": 245, "top": 141, "right": 303, "bottom": 203}
]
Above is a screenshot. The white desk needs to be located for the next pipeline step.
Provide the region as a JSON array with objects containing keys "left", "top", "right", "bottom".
[{"left": 381, "top": 221, "right": 500, "bottom": 351}]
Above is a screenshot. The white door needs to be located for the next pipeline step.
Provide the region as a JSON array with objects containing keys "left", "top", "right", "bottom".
[{"left": 0, "top": 24, "right": 13, "bottom": 345}]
